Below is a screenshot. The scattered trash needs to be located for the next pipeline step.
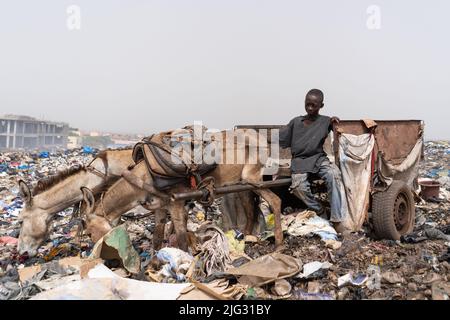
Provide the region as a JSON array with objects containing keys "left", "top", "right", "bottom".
[
  {"left": 0, "top": 140, "right": 449, "bottom": 300},
  {"left": 31, "top": 276, "right": 190, "bottom": 300},
  {"left": 196, "top": 211, "right": 205, "bottom": 222},
  {"left": 407, "top": 282, "right": 418, "bottom": 291},
  {"left": 324, "top": 239, "right": 342, "bottom": 250},
  {"left": 401, "top": 227, "right": 450, "bottom": 243},
  {"left": 421, "top": 272, "right": 442, "bottom": 284},
  {"left": 226, "top": 253, "right": 302, "bottom": 287},
  {"left": 296, "top": 261, "right": 331, "bottom": 280},
  {"left": 419, "top": 180, "right": 441, "bottom": 201},
  {"left": 89, "top": 225, "right": 141, "bottom": 274},
  {"left": 381, "top": 271, "right": 404, "bottom": 284},
  {"left": 178, "top": 279, "right": 247, "bottom": 300},
  {"left": 438, "top": 248, "right": 450, "bottom": 262},
  {"left": 154, "top": 247, "right": 194, "bottom": 282},
  {"left": 39, "top": 152, "right": 49, "bottom": 159},
  {"left": 424, "top": 228, "right": 450, "bottom": 241},
  {"left": 82, "top": 146, "right": 94, "bottom": 154},
  {"left": 292, "top": 290, "right": 334, "bottom": 300},
  {"left": 285, "top": 210, "right": 338, "bottom": 241},
  {"left": 337, "top": 287, "right": 350, "bottom": 300},
  {"left": 196, "top": 223, "right": 232, "bottom": 276},
  {"left": 0, "top": 236, "right": 18, "bottom": 246},
  {"left": 307, "top": 281, "right": 323, "bottom": 294},
  {"left": 271, "top": 279, "right": 292, "bottom": 296},
  {"left": 244, "top": 235, "right": 258, "bottom": 243},
  {"left": 338, "top": 273, "right": 368, "bottom": 287},
  {"left": 225, "top": 230, "right": 245, "bottom": 255},
  {"left": 18, "top": 265, "right": 43, "bottom": 283},
  {"left": 431, "top": 281, "right": 450, "bottom": 300},
  {"left": 265, "top": 213, "right": 275, "bottom": 230},
  {"left": 338, "top": 273, "right": 368, "bottom": 288},
  {"left": 43, "top": 243, "right": 78, "bottom": 261}
]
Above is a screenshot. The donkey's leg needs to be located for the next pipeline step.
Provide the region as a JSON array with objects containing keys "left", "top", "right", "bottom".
[
  {"left": 240, "top": 165, "right": 263, "bottom": 238},
  {"left": 239, "top": 191, "right": 257, "bottom": 236},
  {"left": 169, "top": 201, "right": 189, "bottom": 252},
  {"left": 241, "top": 164, "right": 283, "bottom": 248},
  {"left": 153, "top": 208, "right": 167, "bottom": 250},
  {"left": 253, "top": 189, "right": 283, "bottom": 248}
]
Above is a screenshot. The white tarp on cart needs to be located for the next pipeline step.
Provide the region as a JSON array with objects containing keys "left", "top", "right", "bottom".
[
  {"left": 338, "top": 131, "right": 422, "bottom": 232},
  {"left": 338, "top": 133, "right": 375, "bottom": 231},
  {"left": 377, "top": 138, "right": 423, "bottom": 189}
]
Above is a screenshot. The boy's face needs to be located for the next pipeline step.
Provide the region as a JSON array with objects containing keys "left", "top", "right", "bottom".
[{"left": 304, "top": 94, "right": 324, "bottom": 117}]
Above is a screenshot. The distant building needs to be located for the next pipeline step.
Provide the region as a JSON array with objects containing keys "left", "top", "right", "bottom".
[
  {"left": 67, "top": 127, "right": 82, "bottom": 149},
  {"left": 0, "top": 115, "right": 69, "bottom": 151}
]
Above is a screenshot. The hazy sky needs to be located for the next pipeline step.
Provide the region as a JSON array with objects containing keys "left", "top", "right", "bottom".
[{"left": 0, "top": 1, "right": 449, "bottom": 139}]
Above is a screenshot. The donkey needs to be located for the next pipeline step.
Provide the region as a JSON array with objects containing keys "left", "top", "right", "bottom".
[
  {"left": 80, "top": 129, "right": 283, "bottom": 252},
  {"left": 17, "top": 148, "right": 134, "bottom": 257}
]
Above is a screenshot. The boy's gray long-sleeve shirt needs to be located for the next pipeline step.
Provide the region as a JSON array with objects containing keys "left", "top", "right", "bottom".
[{"left": 279, "top": 115, "right": 331, "bottom": 174}]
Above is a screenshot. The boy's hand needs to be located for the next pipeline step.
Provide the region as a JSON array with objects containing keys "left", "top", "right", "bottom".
[{"left": 331, "top": 116, "right": 340, "bottom": 124}]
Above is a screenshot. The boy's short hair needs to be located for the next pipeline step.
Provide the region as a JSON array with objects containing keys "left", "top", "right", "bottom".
[{"left": 306, "top": 89, "right": 324, "bottom": 102}]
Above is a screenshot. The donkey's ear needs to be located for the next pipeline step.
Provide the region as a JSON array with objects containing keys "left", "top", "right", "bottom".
[
  {"left": 81, "top": 187, "right": 95, "bottom": 215},
  {"left": 19, "top": 180, "right": 32, "bottom": 205}
]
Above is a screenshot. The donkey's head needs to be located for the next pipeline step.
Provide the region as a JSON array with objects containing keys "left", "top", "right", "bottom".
[
  {"left": 80, "top": 187, "right": 113, "bottom": 243},
  {"left": 17, "top": 180, "right": 53, "bottom": 257}
]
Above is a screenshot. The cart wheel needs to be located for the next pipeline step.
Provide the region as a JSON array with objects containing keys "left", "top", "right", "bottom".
[{"left": 372, "top": 180, "right": 415, "bottom": 240}]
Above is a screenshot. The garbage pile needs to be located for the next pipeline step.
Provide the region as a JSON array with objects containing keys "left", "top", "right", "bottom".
[
  {"left": 415, "top": 140, "right": 450, "bottom": 246},
  {"left": 1, "top": 148, "right": 97, "bottom": 298},
  {"left": 0, "top": 149, "right": 96, "bottom": 218},
  {"left": 420, "top": 141, "right": 450, "bottom": 191},
  {"left": 0, "top": 142, "right": 449, "bottom": 300}
]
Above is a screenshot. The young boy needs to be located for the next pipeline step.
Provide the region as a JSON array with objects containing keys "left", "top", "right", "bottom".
[{"left": 279, "top": 89, "right": 347, "bottom": 226}]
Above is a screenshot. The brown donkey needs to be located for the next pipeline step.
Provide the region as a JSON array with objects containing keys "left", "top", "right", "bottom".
[
  {"left": 17, "top": 149, "right": 134, "bottom": 257},
  {"left": 81, "top": 129, "right": 283, "bottom": 252}
]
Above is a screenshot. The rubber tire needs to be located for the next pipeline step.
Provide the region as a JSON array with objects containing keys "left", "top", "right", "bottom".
[{"left": 372, "top": 180, "right": 415, "bottom": 240}]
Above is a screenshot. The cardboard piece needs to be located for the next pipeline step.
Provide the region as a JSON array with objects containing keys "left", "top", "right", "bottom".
[{"left": 89, "top": 225, "right": 141, "bottom": 274}]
